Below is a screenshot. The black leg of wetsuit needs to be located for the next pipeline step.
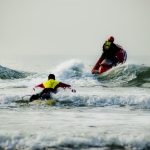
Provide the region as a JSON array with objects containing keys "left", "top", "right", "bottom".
[
  {"left": 41, "top": 93, "right": 51, "bottom": 100},
  {"left": 30, "top": 88, "right": 56, "bottom": 102},
  {"left": 29, "top": 94, "right": 40, "bottom": 102},
  {"left": 40, "top": 88, "right": 53, "bottom": 100},
  {"left": 29, "top": 89, "right": 48, "bottom": 102}
]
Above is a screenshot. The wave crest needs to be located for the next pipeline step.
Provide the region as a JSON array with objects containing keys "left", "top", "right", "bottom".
[{"left": 95, "top": 64, "right": 150, "bottom": 87}]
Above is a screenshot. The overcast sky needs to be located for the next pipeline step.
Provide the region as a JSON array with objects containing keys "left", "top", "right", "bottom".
[{"left": 0, "top": 0, "right": 150, "bottom": 56}]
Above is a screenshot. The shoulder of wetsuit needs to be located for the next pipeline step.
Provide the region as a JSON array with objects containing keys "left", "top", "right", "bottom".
[
  {"left": 113, "top": 43, "right": 121, "bottom": 49},
  {"left": 110, "top": 43, "right": 119, "bottom": 51}
]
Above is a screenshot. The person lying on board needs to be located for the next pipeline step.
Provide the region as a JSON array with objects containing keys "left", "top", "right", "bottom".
[
  {"left": 30, "top": 74, "right": 76, "bottom": 102},
  {"left": 92, "top": 36, "right": 122, "bottom": 74}
]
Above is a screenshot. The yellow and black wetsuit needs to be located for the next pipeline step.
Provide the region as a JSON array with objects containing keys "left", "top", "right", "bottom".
[{"left": 102, "top": 40, "right": 120, "bottom": 64}]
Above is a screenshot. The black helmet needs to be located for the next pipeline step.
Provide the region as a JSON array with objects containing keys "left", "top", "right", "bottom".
[{"left": 48, "top": 74, "right": 55, "bottom": 80}]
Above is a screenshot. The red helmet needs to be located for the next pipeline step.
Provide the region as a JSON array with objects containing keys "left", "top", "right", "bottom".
[{"left": 108, "top": 36, "right": 114, "bottom": 42}]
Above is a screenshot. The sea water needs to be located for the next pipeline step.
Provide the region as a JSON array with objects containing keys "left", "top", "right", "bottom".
[{"left": 0, "top": 54, "right": 150, "bottom": 150}]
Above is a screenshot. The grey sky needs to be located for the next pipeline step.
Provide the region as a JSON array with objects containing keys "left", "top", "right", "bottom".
[{"left": 0, "top": 0, "right": 150, "bottom": 56}]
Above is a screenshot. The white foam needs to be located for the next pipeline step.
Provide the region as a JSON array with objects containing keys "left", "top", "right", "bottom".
[{"left": 0, "top": 108, "right": 150, "bottom": 149}]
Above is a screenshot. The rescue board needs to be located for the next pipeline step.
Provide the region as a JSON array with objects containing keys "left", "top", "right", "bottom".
[
  {"left": 15, "top": 96, "right": 57, "bottom": 106},
  {"left": 30, "top": 99, "right": 57, "bottom": 106}
]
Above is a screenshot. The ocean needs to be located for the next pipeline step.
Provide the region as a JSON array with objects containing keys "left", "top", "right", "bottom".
[{"left": 0, "top": 54, "right": 150, "bottom": 150}]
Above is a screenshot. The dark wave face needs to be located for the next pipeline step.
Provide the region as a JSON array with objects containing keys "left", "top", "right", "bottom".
[
  {"left": 0, "top": 65, "right": 29, "bottom": 79},
  {"left": 97, "top": 64, "right": 150, "bottom": 88}
]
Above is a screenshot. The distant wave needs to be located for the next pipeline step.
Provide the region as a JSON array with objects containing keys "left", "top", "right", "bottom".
[
  {"left": 1, "top": 60, "right": 150, "bottom": 87},
  {"left": 0, "top": 65, "right": 29, "bottom": 79}
]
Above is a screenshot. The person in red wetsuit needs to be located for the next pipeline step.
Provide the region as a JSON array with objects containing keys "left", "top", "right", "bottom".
[
  {"left": 92, "top": 36, "right": 121, "bottom": 74},
  {"left": 30, "top": 74, "right": 76, "bottom": 102}
]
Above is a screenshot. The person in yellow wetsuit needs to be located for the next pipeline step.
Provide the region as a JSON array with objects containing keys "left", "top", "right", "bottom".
[{"left": 29, "top": 74, "right": 75, "bottom": 102}]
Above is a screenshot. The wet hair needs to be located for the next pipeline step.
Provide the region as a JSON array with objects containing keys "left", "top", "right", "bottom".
[{"left": 48, "top": 74, "right": 55, "bottom": 80}]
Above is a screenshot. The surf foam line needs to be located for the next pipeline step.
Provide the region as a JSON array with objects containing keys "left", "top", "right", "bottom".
[
  {"left": 0, "top": 133, "right": 149, "bottom": 150},
  {"left": 0, "top": 89, "right": 150, "bottom": 109},
  {"left": 52, "top": 90, "right": 150, "bottom": 109}
]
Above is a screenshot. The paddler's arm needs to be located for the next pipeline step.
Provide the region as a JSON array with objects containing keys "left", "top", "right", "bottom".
[
  {"left": 57, "top": 82, "right": 71, "bottom": 89},
  {"left": 92, "top": 52, "right": 105, "bottom": 74},
  {"left": 56, "top": 82, "right": 76, "bottom": 93},
  {"left": 32, "top": 83, "right": 44, "bottom": 91},
  {"left": 35, "top": 83, "right": 44, "bottom": 88}
]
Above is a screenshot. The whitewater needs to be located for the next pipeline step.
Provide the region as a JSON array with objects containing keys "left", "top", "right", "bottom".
[{"left": 0, "top": 56, "right": 150, "bottom": 150}]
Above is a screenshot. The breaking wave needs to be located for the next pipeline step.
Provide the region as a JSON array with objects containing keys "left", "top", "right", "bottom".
[
  {"left": 1, "top": 60, "right": 150, "bottom": 88},
  {"left": 52, "top": 60, "right": 150, "bottom": 88},
  {"left": 98, "top": 64, "right": 150, "bottom": 87},
  {"left": 1, "top": 60, "right": 150, "bottom": 109},
  {"left": 0, "top": 87, "right": 150, "bottom": 110}
]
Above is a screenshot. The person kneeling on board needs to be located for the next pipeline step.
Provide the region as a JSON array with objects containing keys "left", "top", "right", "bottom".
[
  {"left": 30, "top": 74, "right": 76, "bottom": 102},
  {"left": 92, "top": 36, "right": 124, "bottom": 74}
]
